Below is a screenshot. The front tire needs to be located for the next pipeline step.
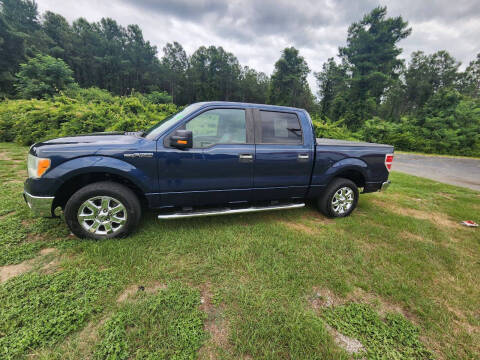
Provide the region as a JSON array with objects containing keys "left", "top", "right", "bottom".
[
  {"left": 317, "top": 177, "right": 359, "bottom": 218},
  {"left": 64, "top": 181, "right": 141, "bottom": 239}
]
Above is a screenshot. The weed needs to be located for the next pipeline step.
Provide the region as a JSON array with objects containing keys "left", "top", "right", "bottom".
[
  {"left": 94, "top": 282, "right": 206, "bottom": 360},
  {"left": 323, "top": 303, "right": 434, "bottom": 359},
  {"left": 0, "top": 269, "right": 116, "bottom": 359}
]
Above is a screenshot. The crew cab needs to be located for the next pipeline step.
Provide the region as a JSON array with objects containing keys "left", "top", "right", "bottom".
[{"left": 24, "top": 102, "right": 393, "bottom": 239}]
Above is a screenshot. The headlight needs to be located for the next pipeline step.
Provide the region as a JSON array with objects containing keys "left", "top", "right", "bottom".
[{"left": 27, "top": 154, "right": 51, "bottom": 178}]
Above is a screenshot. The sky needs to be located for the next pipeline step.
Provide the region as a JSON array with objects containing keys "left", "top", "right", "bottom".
[{"left": 35, "top": 0, "right": 480, "bottom": 92}]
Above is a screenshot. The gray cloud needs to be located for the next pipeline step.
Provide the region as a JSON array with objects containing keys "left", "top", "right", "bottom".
[
  {"left": 118, "top": 0, "right": 229, "bottom": 20},
  {"left": 36, "top": 0, "right": 480, "bottom": 92}
]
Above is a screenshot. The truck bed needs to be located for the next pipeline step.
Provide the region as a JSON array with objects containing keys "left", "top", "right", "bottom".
[
  {"left": 316, "top": 138, "right": 393, "bottom": 148},
  {"left": 311, "top": 138, "right": 394, "bottom": 194}
]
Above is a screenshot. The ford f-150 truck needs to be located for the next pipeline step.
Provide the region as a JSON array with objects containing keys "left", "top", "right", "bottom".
[{"left": 24, "top": 102, "right": 394, "bottom": 239}]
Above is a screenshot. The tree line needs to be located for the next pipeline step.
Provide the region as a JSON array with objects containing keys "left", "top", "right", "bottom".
[
  {"left": 0, "top": 0, "right": 273, "bottom": 105},
  {"left": 0, "top": 0, "right": 479, "bottom": 155},
  {"left": 315, "top": 8, "right": 479, "bottom": 128}
]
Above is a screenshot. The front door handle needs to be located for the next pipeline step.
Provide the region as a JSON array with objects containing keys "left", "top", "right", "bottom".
[
  {"left": 298, "top": 154, "right": 309, "bottom": 161},
  {"left": 239, "top": 153, "right": 253, "bottom": 162}
]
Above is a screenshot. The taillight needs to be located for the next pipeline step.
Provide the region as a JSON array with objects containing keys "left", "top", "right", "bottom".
[{"left": 385, "top": 154, "right": 394, "bottom": 171}]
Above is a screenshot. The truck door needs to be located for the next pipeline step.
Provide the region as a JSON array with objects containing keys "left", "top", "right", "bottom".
[
  {"left": 252, "top": 109, "right": 314, "bottom": 201},
  {"left": 158, "top": 107, "right": 255, "bottom": 207}
]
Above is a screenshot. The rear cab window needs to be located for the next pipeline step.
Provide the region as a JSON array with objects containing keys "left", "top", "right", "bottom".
[{"left": 258, "top": 110, "right": 303, "bottom": 144}]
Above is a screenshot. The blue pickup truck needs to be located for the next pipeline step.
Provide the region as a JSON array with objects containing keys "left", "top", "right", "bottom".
[{"left": 24, "top": 102, "right": 393, "bottom": 239}]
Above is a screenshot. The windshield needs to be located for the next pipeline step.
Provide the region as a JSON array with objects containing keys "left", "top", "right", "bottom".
[{"left": 144, "top": 103, "right": 204, "bottom": 140}]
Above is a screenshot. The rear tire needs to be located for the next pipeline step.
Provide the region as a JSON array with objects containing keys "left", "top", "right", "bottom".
[
  {"left": 317, "top": 177, "right": 358, "bottom": 218},
  {"left": 64, "top": 181, "right": 141, "bottom": 239}
]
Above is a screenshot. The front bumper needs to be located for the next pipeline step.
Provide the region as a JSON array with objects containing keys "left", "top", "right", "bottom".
[{"left": 23, "top": 191, "right": 54, "bottom": 217}]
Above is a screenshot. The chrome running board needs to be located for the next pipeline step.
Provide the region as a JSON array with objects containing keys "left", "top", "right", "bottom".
[{"left": 157, "top": 203, "right": 305, "bottom": 219}]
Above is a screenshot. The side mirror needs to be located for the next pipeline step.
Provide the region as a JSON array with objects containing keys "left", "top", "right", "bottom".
[{"left": 170, "top": 130, "right": 193, "bottom": 149}]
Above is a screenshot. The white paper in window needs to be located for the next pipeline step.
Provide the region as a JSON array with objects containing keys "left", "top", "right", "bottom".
[{"left": 274, "top": 118, "right": 288, "bottom": 137}]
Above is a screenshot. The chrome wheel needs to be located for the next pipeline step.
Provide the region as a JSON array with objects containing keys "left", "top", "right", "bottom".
[
  {"left": 77, "top": 196, "right": 127, "bottom": 235},
  {"left": 331, "top": 186, "right": 354, "bottom": 215}
]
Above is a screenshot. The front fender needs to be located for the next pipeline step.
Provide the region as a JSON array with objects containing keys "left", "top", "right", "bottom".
[{"left": 25, "top": 156, "right": 152, "bottom": 197}]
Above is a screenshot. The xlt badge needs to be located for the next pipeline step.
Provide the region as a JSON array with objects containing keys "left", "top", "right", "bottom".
[{"left": 124, "top": 152, "right": 153, "bottom": 158}]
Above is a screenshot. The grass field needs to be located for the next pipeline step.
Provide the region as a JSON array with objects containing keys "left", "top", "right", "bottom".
[{"left": 0, "top": 142, "right": 479, "bottom": 359}]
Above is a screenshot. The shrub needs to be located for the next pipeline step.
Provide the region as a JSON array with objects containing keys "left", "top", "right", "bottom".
[
  {"left": 360, "top": 116, "right": 419, "bottom": 150},
  {"left": 311, "top": 115, "right": 358, "bottom": 141},
  {"left": 359, "top": 92, "right": 480, "bottom": 156},
  {"left": 0, "top": 89, "right": 179, "bottom": 145},
  {"left": 0, "top": 86, "right": 478, "bottom": 157},
  {"left": 145, "top": 90, "right": 173, "bottom": 104},
  {"left": 15, "top": 54, "right": 78, "bottom": 99}
]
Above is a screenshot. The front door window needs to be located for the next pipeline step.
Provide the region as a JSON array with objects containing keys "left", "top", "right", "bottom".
[{"left": 184, "top": 108, "right": 247, "bottom": 148}]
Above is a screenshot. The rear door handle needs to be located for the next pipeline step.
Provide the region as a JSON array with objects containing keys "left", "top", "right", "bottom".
[
  {"left": 239, "top": 153, "right": 253, "bottom": 162},
  {"left": 298, "top": 154, "right": 309, "bottom": 160}
]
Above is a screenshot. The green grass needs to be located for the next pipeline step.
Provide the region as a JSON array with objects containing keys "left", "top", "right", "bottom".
[
  {"left": 0, "top": 142, "right": 479, "bottom": 359},
  {"left": 94, "top": 282, "right": 205, "bottom": 360},
  {"left": 0, "top": 269, "right": 117, "bottom": 359},
  {"left": 323, "top": 303, "right": 434, "bottom": 359}
]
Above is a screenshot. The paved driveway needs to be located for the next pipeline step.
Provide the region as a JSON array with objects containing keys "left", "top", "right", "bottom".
[{"left": 393, "top": 154, "right": 480, "bottom": 192}]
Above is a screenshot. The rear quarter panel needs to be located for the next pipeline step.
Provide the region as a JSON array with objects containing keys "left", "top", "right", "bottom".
[{"left": 310, "top": 141, "right": 394, "bottom": 196}]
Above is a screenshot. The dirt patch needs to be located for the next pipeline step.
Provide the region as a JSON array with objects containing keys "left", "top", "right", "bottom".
[
  {"left": 16, "top": 169, "right": 27, "bottom": 177},
  {"left": 325, "top": 324, "right": 365, "bottom": 355},
  {"left": 41, "top": 259, "right": 61, "bottom": 273},
  {"left": 0, "top": 260, "right": 34, "bottom": 283},
  {"left": 5, "top": 179, "right": 23, "bottom": 184},
  {"left": 0, "top": 151, "right": 11, "bottom": 161},
  {"left": 309, "top": 288, "right": 365, "bottom": 354},
  {"left": 51, "top": 316, "right": 108, "bottom": 358},
  {"left": 40, "top": 247, "right": 56, "bottom": 255},
  {"left": 77, "top": 318, "right": 105, "bottom": 351},
  {"left": 198, "top": 283, "right": 230, "bottom": 359},
  {"left": 303, "top": 209, "right": 334, "bottom": 224},
  {"left": 437, "top": 192, "right": 455, "bottom": 200},
  {"left": 117, "top": 285, "right": 139, "bottom": 302},
  {"left": 21, "top": 219, "right": 34, "bottom": 227},
  {"left": 349, "top": 288, "right": 416, "bottom": 321},
  {"left": 280, "top": 221, "right": 316, "bottom": 235},
  {"left": 0, "top": 210, "right": 16, "bottom": 220},
  {"left": 27, "top": 234, "right": 48, "bottom": 243},
  {"left": 309, "top": 287, "right": 345, "bottom": 309},
  {"left": 399, "top": 231, "right": 433, "bottom": 244},
  {"left": 117, "top": 282, "right": 167, "bottom": 303},
  {"left": 442, "top": 301, "right": 479, "bottom": 337},
  {"left": 310, "top": 286, "right": 416, "bottom": 322},
  {"left": 371, "top": 198, "right": 458, "bottom": 228},
  {"left": 0, "top": 247, "right": 59, "bottom": 282}
]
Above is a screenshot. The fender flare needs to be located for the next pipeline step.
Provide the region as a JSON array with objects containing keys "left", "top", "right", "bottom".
[
  {"left": 45, "top": 156, "right": 152, "bottom": 194},
  {"left": 323, "top": 157, "right": 369, "bottom": 185}
]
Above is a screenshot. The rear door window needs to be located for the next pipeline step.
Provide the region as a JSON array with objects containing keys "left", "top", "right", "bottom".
[{"left": 258, "top": 111, "right": 302, "bottom": 144}]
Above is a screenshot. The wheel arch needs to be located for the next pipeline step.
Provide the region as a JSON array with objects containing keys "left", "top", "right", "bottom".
[
  {"left": 331, "top": 168, "right": 366, "bottom": 188},
  {"left": 324, "top": 158, "right": 368, "bottom": 189},
  {"left": 53, "top": 171, "right": 147, "bottom": 210}
]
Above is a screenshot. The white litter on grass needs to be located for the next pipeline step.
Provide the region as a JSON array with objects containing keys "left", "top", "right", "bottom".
[{"left": 460, "top": 220, "right": 478, "bottom": 227}]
